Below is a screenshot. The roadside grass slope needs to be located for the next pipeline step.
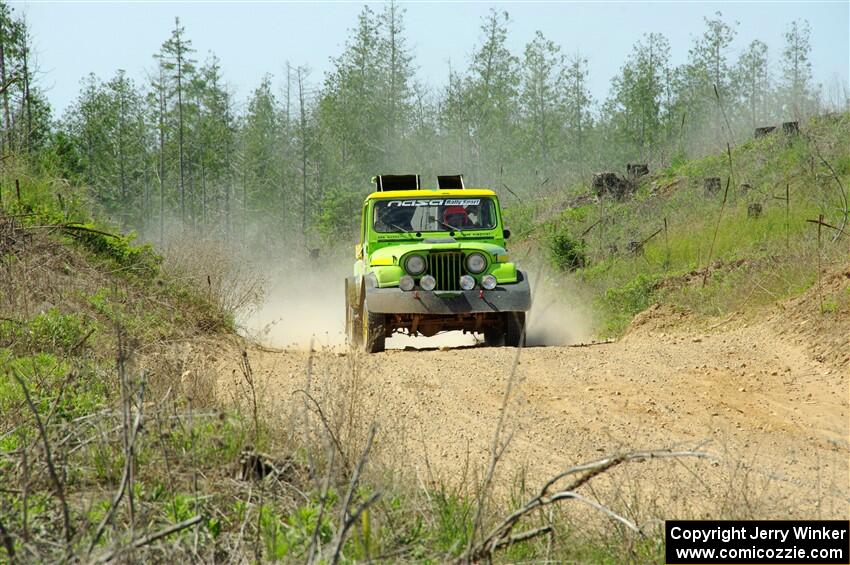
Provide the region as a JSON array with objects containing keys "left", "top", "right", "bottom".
[
  {"left": 0, "top": 160, "right": 672, "bottom": 563},
  {"left": 1, "top": 112, "right": 847, "bottom": 563},
  {"left": 509, "top": 112, "right": 850, "bottom": 335}
]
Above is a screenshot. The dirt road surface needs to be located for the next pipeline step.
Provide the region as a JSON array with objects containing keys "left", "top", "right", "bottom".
[{"left": 219, "top": 274, "right": 849, "bottom": 521}]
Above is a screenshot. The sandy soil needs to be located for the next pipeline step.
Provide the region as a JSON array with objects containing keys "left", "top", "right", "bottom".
[{"left": 219, "top": 272, "right": 850, "bottom": 521}]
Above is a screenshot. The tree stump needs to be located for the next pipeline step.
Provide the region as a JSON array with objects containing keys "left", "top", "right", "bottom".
[
  {"left": 754, "top": 126, "right": 775, "bottom": 138},
  {"left": 782, "top": 121, "right": 799, "bottom": 135},
  {"left": 626, "top": 163, "right": 649, "bottom": 180},
  {"left": 704, "top": 177, "right": 722, "bottom": 196},
  {"left": 592, "top": 172, "right": 635, "bottom": 200},
  {"left": 747, "top": 203, "right": 763, "bottom": 218}
]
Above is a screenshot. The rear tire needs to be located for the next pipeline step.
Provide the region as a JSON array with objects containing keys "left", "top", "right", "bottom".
[
  {"left": 504, "top": 312, "right": 526, "bottom": 347},
  {"left": 363, "top": 305, "right": 386, "bottom": 353}
]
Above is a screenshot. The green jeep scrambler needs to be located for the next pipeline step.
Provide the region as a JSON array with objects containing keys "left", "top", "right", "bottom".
[{"left": 345, "top": 174, "right": 531, "bottom": 353}]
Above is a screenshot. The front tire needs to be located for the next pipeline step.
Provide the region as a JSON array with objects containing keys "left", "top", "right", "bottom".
[
  {"left": 362, "top": 305, "right": 386, "bottom": 353},
  {"left": 504, "top": 312, "right": 526, "bottom": 347}
]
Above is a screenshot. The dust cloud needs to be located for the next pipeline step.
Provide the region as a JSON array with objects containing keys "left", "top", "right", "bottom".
[
  {"left": 243, "top": 265, "right": 479, "bottom": 351},
  {"left": 242, "top": 265, "right": 348, "bottom": 350},
  {"left": 524, "top": 269, "right": 598, "bottom": 346},
  {"left": 243, "top": 263, "right": 598, "bottom": 350}
]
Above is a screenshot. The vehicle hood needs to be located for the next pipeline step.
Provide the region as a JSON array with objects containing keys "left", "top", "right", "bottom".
[{"left": 370, "top": 240, "right": 507, "bottom": 263}]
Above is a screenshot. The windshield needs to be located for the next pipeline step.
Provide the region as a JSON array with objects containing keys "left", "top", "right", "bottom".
[{"left": 373, "top": 197, "right": 498, "bottom": 233}]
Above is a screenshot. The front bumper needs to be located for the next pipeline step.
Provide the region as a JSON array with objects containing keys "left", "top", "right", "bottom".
[{"left": 364, "top": 270, "right": 531, "bottom": 315}]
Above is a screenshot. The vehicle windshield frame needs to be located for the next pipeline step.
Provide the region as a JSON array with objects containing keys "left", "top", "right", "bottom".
[{"left": 371, "top": 196, "right": 499, "bottom": 234}]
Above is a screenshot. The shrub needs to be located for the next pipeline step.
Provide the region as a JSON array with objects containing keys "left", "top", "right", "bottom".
[
  {"left": 548, "top": 226, "right": 587, "bottom": 272},
  {"left": 68, "top": 225, "right": 161, "bottom": 278},
  {"left": 0, "top": 309, "right": 96, "bottom": 355},
  {"left": 602, "top": 274, "right": 659, "bottom": 316},
  {"left": 598, "top": 273, "right": 662, "bottom": 335}
]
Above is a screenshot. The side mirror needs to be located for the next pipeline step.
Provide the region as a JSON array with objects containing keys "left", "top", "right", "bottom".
[
  {"left": 502, "top": 229, "right": 511, "bottom": 240},
  {"left": 355, "top": 244, "right": 363, "bottom": 260}
]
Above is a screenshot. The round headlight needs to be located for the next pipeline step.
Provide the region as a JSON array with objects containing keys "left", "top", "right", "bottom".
[
  {"left": 420, "top": 275, "right": 437, "bottom": 291},
  {"left": 465, "top": 253, "right": 486, "bottom": 274},
  {"left": 481, "top": 274, "right": 497, "bottom": 290},
  {"left": 404, "top": 254, "right": 426, "bottom": 276},
  {"left": 399, "top": 275, "right": 415, "bottom": 291},
  {"left": 459, "top": 275, "right": 476, "bottom": 290}
]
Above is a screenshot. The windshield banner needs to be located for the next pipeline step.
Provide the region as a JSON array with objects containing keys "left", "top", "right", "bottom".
[{"left": 386, "top": 199, "right": 481, "bottom": 207}]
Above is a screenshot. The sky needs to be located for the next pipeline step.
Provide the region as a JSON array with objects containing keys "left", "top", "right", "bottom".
[{"left": 16, "top": 1, "right": 850, "bottom": 116}]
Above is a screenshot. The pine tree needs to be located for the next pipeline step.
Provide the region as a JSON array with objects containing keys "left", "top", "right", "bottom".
[
  {"left": 781, "top": 19, "right": 814, "bottom": 117},
  {"left": 734, "top": 40, "right": 771, "bottom": 130},
  {"left": 318, "top": 5, "right": 381, "bottom": 180},
  {"left": 240, "top": 75, "right": 282, "bottom": 240},
  {"left": 563, "top": 52, "right": 593, "bottom": 176},
  {"left": 605, "top": 33, "right": 671, "bottom": 162},
  {"left": 106, "top": 71, "right": 146, "bottom": 227},
  {"left": 0, "top": 2, "right": 21, "bottom": 155},
  {"left": 149, "top": 61, "right": 168, "bottom": 243},
  {"left": 196, "top": 54, "right": 236, "bottom": 236},
  {"left": 467, "top": 9, "right": 520, "bottom": 185},
  {"left": 296, "top": 67, "right": 311, "bottom": 239},
  {"left": 675, "top": 12, "right": 738, "bottom": 152},
  {"left": 377, "top": 0, "right": 414, "bottom": 164},
  {"left": 520, "top": 31, "right": 564, "bottom": 174},
  {"left": 157, "top": 17, "right": 196, "bottom": 228}
]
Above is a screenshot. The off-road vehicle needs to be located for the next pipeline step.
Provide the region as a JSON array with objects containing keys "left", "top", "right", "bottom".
[{"left": 345, "top": 174, "right": 531, "bottom": 352}]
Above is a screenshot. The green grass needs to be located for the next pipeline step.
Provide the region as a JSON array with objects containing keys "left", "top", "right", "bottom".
[
  {"left": 2, "top": 116, "right": 847, "bottom": 562},
  {"left": 525, "top": 113, "right": 850, "bottom": 334}
]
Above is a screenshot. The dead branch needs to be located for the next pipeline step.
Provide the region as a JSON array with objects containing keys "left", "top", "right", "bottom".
[
  {"left": 806, "top": 218, "right": 850, "bottom": 239},
  {"left": 704, "top": 145, "right": 733, "bottom": 285},
  {"left": 60, "top": 223, "right": 122, "bottom": 239},
  {"left": 0, "top": 516, "right": 14, "bottom": 561},
  {"left": 12, "top": 370, "right": 73, "bottom": 557},
  {"left": 19, "top": 223, "right": 121, "bottom": 239},
  {"left": 306, "top": 446, "right": 336, "bottom": 564},
  {"left": 632, "top": 226, "right": 664, "bottom": 254},
  {"left": 466, "top": 265, "right": 539, "bottom": 557},
  {"left": 461, "top": 449, "right": 712, "bottom": 563},
  {"left": 467, "top": 334, "right": 523, "bottom": 557},
  {"left": 86, "top": 375, "right": 146, "bottom": 557},
  {"left": 567, "top": 338, "right": 617, "bottom": 348},
  {"left": 239, "top": 349, "right": 260, "bottom": 445},
  {"left": 489, "top": 525, "right": 553, "bottom": 554},
  {"left": 0, "top": 73, "right": 20, "bottom": 96},
  {"left": 330, "top": 423, "right": 379, "bottom": 565},
  {"left": 294, "top": 388, "right": 348, "bottom": 471},
  {"left": 806, "top": 133, "right": 848, "bottom": 241},
  {"left": 95, "top": 515, "right": 202, "bottom": 563}
]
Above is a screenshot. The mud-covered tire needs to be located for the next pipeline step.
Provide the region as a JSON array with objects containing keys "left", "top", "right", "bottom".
[
  {"left": 363, "top": 306, "right": 386, "bottom": 353},
  {"left": 504, "top": 312, "right": 526, "bottom": 347},
  {"left": 345, "top": 279, "right": 363, "bottom": 348}
]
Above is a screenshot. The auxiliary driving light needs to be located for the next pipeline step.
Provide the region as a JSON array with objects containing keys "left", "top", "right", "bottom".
[
  {"left": 420, "top": 275, "right": 437, "bottom": 291},
  {"left": 399, "top": 275, "right": 415, "bottom": 291},
  {"left": 404, "top": 254, "right": 426, "bottom": 275},
  {"left": 481, "top": 274, "right": 497, "bottom": 290},
  {"left": 459, "top": 275, "right": 476, "bottom": 290},
  {"left": 465, "top": 252, "right": 486, "bottom": 274}
]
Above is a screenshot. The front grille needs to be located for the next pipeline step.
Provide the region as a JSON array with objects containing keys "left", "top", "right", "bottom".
[{"left": 427, "top": 252, "right": 464, "bottom": 290}]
